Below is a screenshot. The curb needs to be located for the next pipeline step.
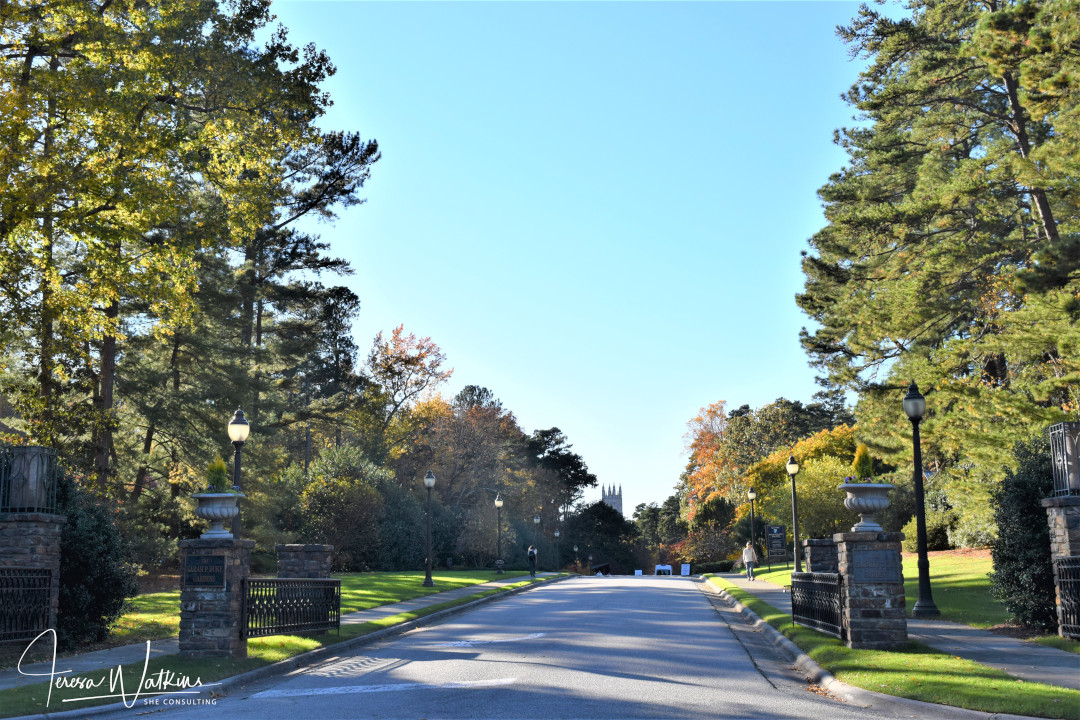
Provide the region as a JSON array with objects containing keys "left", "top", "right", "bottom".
[
  {"left": 16, "top": 573, "right": 574, "bottom": 720},
  {"left": 700, "top": 578, "right": 1043, "bottom": 720}
]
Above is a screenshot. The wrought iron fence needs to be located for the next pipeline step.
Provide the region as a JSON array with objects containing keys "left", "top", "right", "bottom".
[
  {"left": 791, "top": 571, "right": 844, "bottom": 640},
  {"left": 242, "top": 578, "right": 340, "bottom": 638},
  {"left": 1056, "top": 556, "right": 1080, "bottom": 640},
  {"left": 1048, "top": 422, "right": 1080, "bottom": 497},
  {"left": 0, "top": 446, "right": 59, "bottom": 514},
  {"left": 0, "top": 568, "right": 52, "bottom": 644}
]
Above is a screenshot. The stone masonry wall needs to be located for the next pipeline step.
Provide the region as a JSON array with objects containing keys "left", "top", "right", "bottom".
[
  {"left": 0, "top": 512, "right": 66, "bottom": 632},
  {"left": 275, "top": 544, "right": 333, "bottom": 578},
  {"left": 178, "top": 538, "right": 253, "bottom": 659},
  {"left": 834, "top": 531, "right": 907, "bottom": 649},
  {"left": 802, "top": 538, "right": 838, "bottom": 574},
  {"left": 1041, "top": 496, "right": 1080, "bottom": 638}
]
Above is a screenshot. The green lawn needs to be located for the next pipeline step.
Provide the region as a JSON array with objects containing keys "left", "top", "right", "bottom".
[
  {"left": 109, "top": 569, "right": 526, "bottom": 646},
  {"left": 708, "top": 575, "right": 1080, "bottom": 719},
  {"left": 0, "top": 576, "right": 551, "bottom": 718},
  {"left": 751, "top": 552, "right": 1009, "bottom": 627}
]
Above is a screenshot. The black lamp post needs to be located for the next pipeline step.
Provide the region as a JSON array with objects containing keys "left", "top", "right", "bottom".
[
  {"left": 747, "top": 486, "right": 757, "bottom": 555},
  {"left": 904, "top": 381, "right": 940, "bottom": 617},
  {"left": 786, "top": 455, "right": 802, "bottom": 573},
  {"left": 423, "top": 471, "right": 436, "bottom": 587},
  {"left": 494, "top": 494, "right": 504, "bottom": 574},
  {"left": 228, "top": 409, "right": 250, "bottom": 538},
  {"left": 573, "top": 544, "right": 579, "bottom": 571},
  {"left": 554, "top": 527, "right": 560, "bottom": 572},
  {"left": 533, "top": 513, "right": 540, "bottom": 567}
]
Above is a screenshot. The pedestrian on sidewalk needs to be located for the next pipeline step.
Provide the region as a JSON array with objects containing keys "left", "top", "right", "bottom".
[
  {"left": 528, "top": 545, "right": 537, "bottom": 577},
  {"left": 742, "top": 542, "right": 757, "bottom": 581}
]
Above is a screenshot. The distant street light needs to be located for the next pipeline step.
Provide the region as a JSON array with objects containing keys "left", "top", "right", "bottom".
[
  {"left": 423, "top": 471, "right": 436, "bottom": 588},
  {"left": 903, "top": 382, "right": 939, "bottom": 618},
  {"left": 786, "top": 455, "right": 801, "bottom": 573},
  {"left": 494, "top": 494, "right": 504, "bottom": 575},
  {"left": 553, "top": 527, "right": 560, "bottom": 572},
  {"left": 228, "top": 409, "right": 250, "bottom": 538}
]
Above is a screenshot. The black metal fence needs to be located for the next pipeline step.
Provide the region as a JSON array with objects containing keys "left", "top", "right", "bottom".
[
  {"left": 1048, "top": 422, "right": 1080, "bottom": 497},
  {"left": 0, "top": 568, "right": 52, "bottom": 644},
  {"left": 0, "top": 446, "right": 59, "bottom": 514},
  {"left": 791, "top": 571, "right": 845, "bottom": 640},
  {"left": 1056, "top": 556, "right": 1080, "bottom": 640},
  {"left": 242, "top": 578, "right": 340, "bottom": 638}
]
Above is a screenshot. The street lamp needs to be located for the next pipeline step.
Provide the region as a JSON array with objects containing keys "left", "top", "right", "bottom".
[
  {"left": 554, "top": 528, "right": 560, "bottom": 571},
  {"left": 747, "top": 487, "right": 757, "bottom": 556},
  {"left": 533, "top": 513, "right": 541, "bottom": 567},
  {"left": 786, "top": 455, "right": 801, "bottom": 573},
  {"left": 903, "top": 381, "right": 940, "bottom": 617},
  {"left": 573, "top": 544, "right": 579, "bottom": 572},
  {"left": 227, "top": 409, "right": 250, "bottom": 538},
  {"left": 494, "top": 494, "right": 504, "bottom": 574},
  {"left": 423, "top": 471, "right": 436, "bottom": 588}
]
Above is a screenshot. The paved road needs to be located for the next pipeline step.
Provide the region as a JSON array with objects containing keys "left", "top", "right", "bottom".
[{"left": 97, "top": 576, "right": 909, "bottom": 720}]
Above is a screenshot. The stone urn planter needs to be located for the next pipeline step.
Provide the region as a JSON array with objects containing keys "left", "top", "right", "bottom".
[
  {"left": 839, "top": 483, "right": 893, "bottom": 532},
  {"left": 192, "top": 493, "right": 244, "bottom": 539}
]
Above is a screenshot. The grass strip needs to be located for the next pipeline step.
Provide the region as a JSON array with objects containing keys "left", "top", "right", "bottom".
[
  {"left": 0, "top": 576, "right": 550, "bottom": 719},
  {"left": 707, "top": 575, "right": 1080, "bottom": 720},
  {"left": 1033, "top": 636, "right": 1080, "bottom": 655}
]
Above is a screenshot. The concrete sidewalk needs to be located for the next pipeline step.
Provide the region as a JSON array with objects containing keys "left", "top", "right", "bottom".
[
  {"left": 715, "top": 572, "right": 1080, "bottom": 691},
  {"left": 0, "top": 572, "right": 553, "bottom": 692}
]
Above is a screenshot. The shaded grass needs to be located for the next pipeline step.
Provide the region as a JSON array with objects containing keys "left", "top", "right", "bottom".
[
  {"left": 1034, "top": 636, "right": 1080, "bottom": 655},
  {"left": 751, "top": 553, "right": 1009, "bottom": 627},
  {"left": 0, "top": 576, "right": 549, "bottom": 719},
  {"left": 707, "top": 575, "right": 1080, "bottom": 720}
]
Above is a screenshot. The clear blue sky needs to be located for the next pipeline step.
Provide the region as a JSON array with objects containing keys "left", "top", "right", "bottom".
[{"left": 274, "top": 0, "right": 872, "bottom": 515}]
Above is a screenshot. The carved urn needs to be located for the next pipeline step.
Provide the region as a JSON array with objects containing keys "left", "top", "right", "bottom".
[
  {"left": 839, "top": 483, "right": 893, "bottom": 532},
  {"left": 191, "top": 493, "right": 244, "bottom": 539}
]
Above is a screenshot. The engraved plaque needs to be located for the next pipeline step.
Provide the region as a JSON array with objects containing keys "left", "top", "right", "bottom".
[
  {"left": 184, "top": 555, "right": 225, "bottom": 588},
  {"left": 851, "top": 549, "right": 901, "bottom": 583}
]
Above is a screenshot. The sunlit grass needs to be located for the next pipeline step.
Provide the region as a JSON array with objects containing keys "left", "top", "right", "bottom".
[{"left": 707, "top": 575, "right": 1080, "bottom": 720}]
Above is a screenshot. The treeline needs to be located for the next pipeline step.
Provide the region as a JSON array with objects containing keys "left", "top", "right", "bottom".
[
  {"left": 0, "top": 1, "right": 604, "bottom": 575},
  {"left": 672, "top": 0, "right": 1080, "bottom": 566}
]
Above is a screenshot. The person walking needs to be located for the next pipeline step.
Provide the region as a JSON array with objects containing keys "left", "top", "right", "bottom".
[
  {"left": 528, "top": 545, "right": 537, "bottom": 578},
  {"left": 742, "top": 541, "right": 758, "bottom": 581}
]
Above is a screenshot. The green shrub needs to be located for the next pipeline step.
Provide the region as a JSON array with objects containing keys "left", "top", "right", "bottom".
[
  {"left": 56, "top": 472, "right": 140, "bottom": 648},
  {"left": 694, "top": 560, "right": 734, "bottom": 573},
  {"left": 989, "top": 436, "right": 1057, "bottom": 632},
  {"left": 901, "top": 508, "right": 955, "bottom": 552}
]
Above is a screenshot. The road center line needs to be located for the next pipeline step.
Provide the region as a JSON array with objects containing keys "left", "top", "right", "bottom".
[{"left": 251, "top": 678, "right": 516, "bottom": 699}]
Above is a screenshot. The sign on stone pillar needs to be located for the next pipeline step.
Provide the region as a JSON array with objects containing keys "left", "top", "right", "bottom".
[
  {"left": 1041, "top": 496, "right": 1080, "bottom": 638},
  {"left": 178, "top": 538, "right": 253, "bottom": 659},
  {"left": 834, "top": 531, "right": 907, "bottom": 649}
]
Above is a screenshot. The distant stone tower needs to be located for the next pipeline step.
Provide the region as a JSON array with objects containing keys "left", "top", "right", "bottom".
[{"left": 600, "top": 484, "right": 623, "bottom": 515}]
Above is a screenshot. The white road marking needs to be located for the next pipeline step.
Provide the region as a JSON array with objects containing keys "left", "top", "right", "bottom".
[
  {"left": 429, "top": 633, "right": 546, "bottom": 647},
  {"left": 251, "top": 677, "right": 516, "bottom": 699}
]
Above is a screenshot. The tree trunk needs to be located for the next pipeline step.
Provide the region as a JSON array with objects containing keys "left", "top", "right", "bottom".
[
  {"left": 1002, "top": 71, "right": 1060, "bottom": 244},
  {"left": 94, "top": 299, "right": 119, "bottom": 491}
]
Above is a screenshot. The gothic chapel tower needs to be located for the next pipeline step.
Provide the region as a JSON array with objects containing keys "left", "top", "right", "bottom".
[{"left": 600, "top": 485, "right": 623, "bottom": 515}]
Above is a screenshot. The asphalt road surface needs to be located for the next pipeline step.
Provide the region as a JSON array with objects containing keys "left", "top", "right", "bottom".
[{"left": 109, "top": 576, "right": 908, "bottom": 720}]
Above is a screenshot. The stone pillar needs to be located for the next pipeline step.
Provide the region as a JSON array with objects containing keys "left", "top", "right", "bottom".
[
  {"left": 0, "top": 512, "right": 65, "bottom": 633},
  {"left": 178, "top": 538, "right": 253, "bottom": 659},
  {"left": 802, "top": 538, "right": 838, "bottom": 573},
  {"left": 275, "top": 544, "right": 333, "bottom": 578},
  {"left": 834, "top": 531, "right": 907, "bottom": 649},
  {"left": 1041, "top": 496, "right": 1080, "bottom": 637}
]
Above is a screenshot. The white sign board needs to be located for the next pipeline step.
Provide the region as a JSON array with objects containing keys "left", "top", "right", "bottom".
[
  {"left": 634, "top": 569, "right": 642, "bottom": 576},
  {"left": 681, "top": 564, "right": 691, "bottom": 576}
]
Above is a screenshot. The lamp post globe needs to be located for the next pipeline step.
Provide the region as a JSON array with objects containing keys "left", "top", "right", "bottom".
[
  {"left": 785, "top": 455, "right": 802, "bottom": 572},
  {"left": 227, "top": 408, "right": 250, "bottom": 538},
  {"left": 494, "top": 494, "right": 504, "bottom": 574},
  {"left": 904, "top": 381, "right": 939, "bottom": 617},
  {"left": 423, "top": 471, "right": 436, "bottom": 587},
  {"left": 553, "top": 528, "right": 560, "bottom": 571}
]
